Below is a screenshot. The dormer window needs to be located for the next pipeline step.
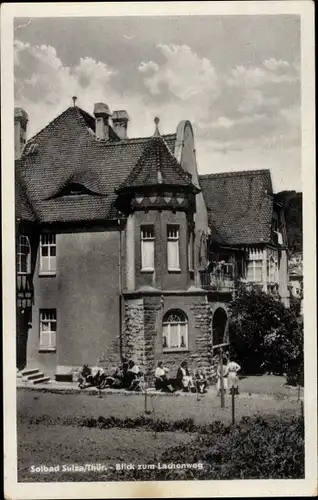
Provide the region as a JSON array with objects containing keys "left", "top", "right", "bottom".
[
  {"left": 48, "top": 181, "right": 105, "bottom": 199},
  {"left": 60, "top": 183, "right": 89, "bottom": 196}
]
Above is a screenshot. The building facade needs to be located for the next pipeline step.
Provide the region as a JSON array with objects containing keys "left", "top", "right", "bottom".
[{"left": 15, "top": 102, "right": 289, "bottom": 381}]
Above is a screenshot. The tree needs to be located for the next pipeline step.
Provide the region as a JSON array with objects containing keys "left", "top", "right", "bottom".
[{"left": 229, "top": 284, "right": 303, "bottom": 379}]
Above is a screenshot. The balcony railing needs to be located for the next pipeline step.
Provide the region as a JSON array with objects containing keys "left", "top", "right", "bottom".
[
  {"left": 199, "top": 270, "right": 235, "bottom": 291},
  {"left": 200, "top": 273, "right": 282, "bottom": 295},
  {"left": 17, "top": 274, "right": 34, "bottom": 308}
]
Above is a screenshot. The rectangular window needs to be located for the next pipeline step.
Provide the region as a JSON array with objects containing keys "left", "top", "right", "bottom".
[
  {"left": 141, "top": 225, "right": 154, "bottom": 271},
  {"left": 162, "top": 323, "right": 188, "bottom": 350},
  {"left": 188, "top": 232, "right": 194, "bottom": 271},
  {"left": 17, "top": 235, "right": 31, "bottom": 274},
  {"left": 167, "top": 225, "right": 180, "bottom": 271},
  {"left": 247, "top": 260, "right": 263, "bottom": 282},
  {"left": 40, "top": 233, "right": 56, "bottom": 275},
  {"left": 39, "top": 309, "right": 56, "bottom": 351}
]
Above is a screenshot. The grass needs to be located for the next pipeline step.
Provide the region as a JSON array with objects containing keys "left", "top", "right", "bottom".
[
  {"left": 18, "top": 423, "right": 194, "bottom": 482},
  {"left": 18, "top": 389, "right": 300, "bottom": 426},
  {"left": 17, "top": 387, "right": 304, "bottom": 482}
]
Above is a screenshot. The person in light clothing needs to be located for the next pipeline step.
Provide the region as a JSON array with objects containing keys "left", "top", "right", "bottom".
[
  {"left": 195, "top": 369, "right": 208, "bottom": 393},
  {"left": 155, "top": 361, "right": 174, "bottom": 392},
  {"left": 176, "top": 361, "right": 195, "bottom": 392},
  {"left": 216, "top": 356, "right": 229, "bottom": 395},
  {"left": 228, "top": 359, "right": 241, "bottom": 395}
]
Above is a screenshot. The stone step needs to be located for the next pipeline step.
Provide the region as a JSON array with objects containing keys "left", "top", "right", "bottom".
[
  {"left": 27, "top": 372, "right": 44, "bottom": 381},
  {"left": 21, "top": 368, "right": 40, "bottom": 377},
  {"left": 32, "top": 376, "right": 50, "bottom": 385}
]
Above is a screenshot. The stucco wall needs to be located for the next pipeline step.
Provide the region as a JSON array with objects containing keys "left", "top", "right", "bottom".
[{"left": 27, "top": 227, "right": 121, "bottom": 376}]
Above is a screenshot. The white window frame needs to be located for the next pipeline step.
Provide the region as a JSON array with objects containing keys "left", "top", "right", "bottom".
[
  {"left": 162, "top": 310, "right": 188, "bottom": 351},
  {"left": 167, "top": 224, "right": 180, "bottom": 271},
  {"left": 141, "top": 225, "right": 155, "bottom": 272},
  {"left": 267, "top": 254, "right": 278, "bottom": 283},
  {"left": 247, "top": 253, "right": 263, "bottom": 282},
  {"left": 40, "top": 233, "right": 56, "bottom": 275},
  {"left": 17, "top": 235, "right": 31, "bottom": 274},
  {"left": 39, "top": 309, "right": 56, "bottom": 351}
]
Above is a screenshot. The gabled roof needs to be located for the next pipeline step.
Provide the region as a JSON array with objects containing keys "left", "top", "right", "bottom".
[
  {"left": 199, "top": 169, "right": 274, "bottom": 245},
  {"left": 16, "top": 106, "right": 176, "bottom": 223},
  {"left": 116, "top": 130, "right": 196, "bottom": 193},
  {"left": 15, "top": 165, "right": 37, "bottom": 222}
]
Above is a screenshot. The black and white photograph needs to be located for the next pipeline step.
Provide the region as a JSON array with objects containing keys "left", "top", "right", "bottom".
[{"left": 2, "top": 2, "right": 316, "bottom": 498}]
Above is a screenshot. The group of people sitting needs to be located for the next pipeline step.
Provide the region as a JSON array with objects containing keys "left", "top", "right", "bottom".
[
  {"left": 78, "top": 359, "right": 144, "bottom": 391},
  {"left": 78, "top": 355, "right": 241, "bottom": 395},
  {"left": 155, "top": 361, "right": 208, "bottom": 393}
]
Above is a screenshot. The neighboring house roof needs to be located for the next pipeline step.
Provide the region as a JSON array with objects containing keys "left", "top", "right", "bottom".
[
  {"left": 199, "top": 170, "right": 274, "bottom": 245},
  {"left": 116, "top": 129, "right": 195, "bottom": 193},
  {"left": 16, "top": 106, "right": 176, "bottom": 223},
  {"left": 15, "top": 165, "right": 37, "bottom": 222}
]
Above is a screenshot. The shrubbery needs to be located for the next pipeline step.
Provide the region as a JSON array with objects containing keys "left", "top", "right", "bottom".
[
  {"left": 229, "top": 284, "right": 304, "bottom": 385},
  {"left": 26, "top": 409, "right": 304, "bottom": 480},
  {"left": 103, "top": 414, "right": 304, "bottom": 480}
]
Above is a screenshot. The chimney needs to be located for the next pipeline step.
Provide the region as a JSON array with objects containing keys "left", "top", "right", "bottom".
[
  {"left": 14, "top": 107, "right": 29, "bottom": 159},
  {"left": 112, "top": 110, "right": 130, "bottom": 139},
  {"left": 93, "top": 102, "right": 111, "bottom": 140}
]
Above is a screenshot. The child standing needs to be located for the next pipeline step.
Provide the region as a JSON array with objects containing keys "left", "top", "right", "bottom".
[{"left": 228, "top": 358, "right": 241, "bottom": 395}]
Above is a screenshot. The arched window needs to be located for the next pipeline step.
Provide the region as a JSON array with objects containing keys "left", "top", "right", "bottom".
[
  {"left": 17, "top": 235, "right": 31, "bottom": 274},
  {"left": 212, "top": 307, "right": 228, "bottom": 348},
  {"left": 162, "top": 309, "right": 188, "bottom": 350}
]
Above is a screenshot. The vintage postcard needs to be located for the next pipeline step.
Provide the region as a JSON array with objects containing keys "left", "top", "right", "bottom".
[{"left": 2, "top": 1, "right": 316, "bottom": 498}]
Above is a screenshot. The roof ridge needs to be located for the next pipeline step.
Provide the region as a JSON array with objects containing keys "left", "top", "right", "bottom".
[
  {"left": 26, "top": 105, "right": 177, "bottom": 146},
  {"left": 199, "top": 169, "right": 271, "bottom": 179},
  {"left": 154, "top": 135, "right": 192, "bottom": 183},
  {"left": 118, "top": 134, "right": 192, "bottom": 190},
  {"left": 25, "top": 106, "right": 86, "bottom": 145}
]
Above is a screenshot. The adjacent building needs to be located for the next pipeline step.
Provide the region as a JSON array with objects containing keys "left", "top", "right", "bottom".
[{"left": 15, "top": 102, "right": 289, "bottom": 381}]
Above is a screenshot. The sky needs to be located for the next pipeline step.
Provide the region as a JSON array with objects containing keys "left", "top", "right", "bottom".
[{"left": 14, "top": 15, "right": 301, "bottom": 192}]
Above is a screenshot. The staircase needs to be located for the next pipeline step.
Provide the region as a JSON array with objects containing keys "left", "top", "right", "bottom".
[{"left": 18, "top": 367, "right": 51, "bottom": 385}]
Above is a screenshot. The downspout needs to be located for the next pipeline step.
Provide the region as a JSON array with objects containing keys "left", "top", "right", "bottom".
[{"left": 118, "top": 219, "right": 123, "bottom": 362}]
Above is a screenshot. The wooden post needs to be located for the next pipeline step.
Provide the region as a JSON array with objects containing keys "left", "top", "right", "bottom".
[
  {"left": 231, "top": 387, "right": 235, "bottom": 424},
  {"left": 297, "top": 383, "right": 301, "bottom": 401},
  {"left": 144, "top": 375, "right": 148, "bottom": 414},
  {"left": 220, "top": 348, "right": 225, "bottom": 408}
]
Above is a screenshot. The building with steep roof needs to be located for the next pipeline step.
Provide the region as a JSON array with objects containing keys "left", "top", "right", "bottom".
[{"left": 15, "top": 102, "right": 289, "bottom": 381}]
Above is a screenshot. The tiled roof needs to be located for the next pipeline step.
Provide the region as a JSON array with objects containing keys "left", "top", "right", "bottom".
[
  {"left": 199, "top": 170, "right": 274, "bottom": 245},
  {"left": 116, "top": 134, "right": 195, "bottom": 192},
  {"left": 15, "top": 165, "right": 37, "bottom": 222},
  {"left": 16, "top": 107, "right": 176, "bottom": 223}
]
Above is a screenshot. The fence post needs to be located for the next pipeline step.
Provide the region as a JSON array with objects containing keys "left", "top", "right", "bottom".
[
  {"left": 144, "top": 375, "right": 148, "bottom": 414},
  {"left": 231, "top": 387, "right": 235, "bottom": 424},
  {"left": 220, "top": 348, "right": 225, "bottom": 408}
]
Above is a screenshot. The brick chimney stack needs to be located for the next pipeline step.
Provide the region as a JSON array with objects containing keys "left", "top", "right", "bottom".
[
  {"left": 14, "top": 108, "right": 29, "bottom": 159},
  {"left": 93, "top": 102, "right": 112, "bottom": 141},
  {"left": 112, "top": 110, "right": 130, "bottom": 139}
]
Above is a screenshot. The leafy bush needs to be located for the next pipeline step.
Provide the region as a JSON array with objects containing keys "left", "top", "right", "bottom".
[{"left": 229, "top": 284, "right": 303, "bottom": 379}]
